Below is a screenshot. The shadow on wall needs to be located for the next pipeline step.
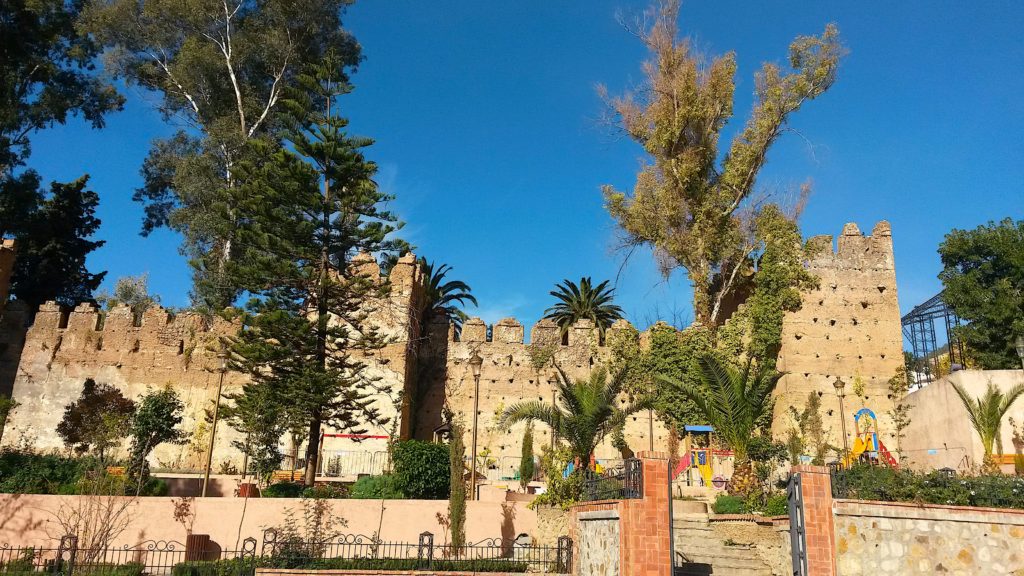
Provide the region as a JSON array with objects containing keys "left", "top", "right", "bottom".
[
  {"left": 413, "top": 318, "right": 451, "bottom": 441},
  {"left": 0, "top": 303, "right": 29, "bottom": 398}
]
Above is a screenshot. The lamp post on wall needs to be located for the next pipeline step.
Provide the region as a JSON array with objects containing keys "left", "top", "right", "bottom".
[
  {"left": 468, "top": 351, "right": 483, "bottom": 501},
  {"left": 833, "top": 377, "right": 849, "bottom": 463},
  {"left": 202, "top": 350, "right": 227, "bottom": 497}
]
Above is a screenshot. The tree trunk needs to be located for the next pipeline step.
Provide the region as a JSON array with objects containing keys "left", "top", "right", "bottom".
[{"left": 304, "top": 417, "right": 321, "bottom": 486}]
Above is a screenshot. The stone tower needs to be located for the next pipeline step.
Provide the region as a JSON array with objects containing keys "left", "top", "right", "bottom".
[{"left": 773, "top": 221, "right": 903, "bottom": 451}]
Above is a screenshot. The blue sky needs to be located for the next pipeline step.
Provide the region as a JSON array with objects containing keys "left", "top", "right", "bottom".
[{"left": 24, "top": 1, "right": 1024, "bottom": 331}]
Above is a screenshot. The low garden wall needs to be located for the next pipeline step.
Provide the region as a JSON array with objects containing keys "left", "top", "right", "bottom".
[
  {"left": 0, "top": 495, "right": 536, "bottom": 549},
  {"left": 834, "top": 499, "right": 1024, "bottom": 575}
]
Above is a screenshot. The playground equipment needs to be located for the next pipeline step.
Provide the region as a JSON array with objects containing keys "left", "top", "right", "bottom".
[
  {"left": 841, "top": 408, "right": 899, "bottom": 468},
  {"left": 673, "top": 425, "right": 734, "bottom": 488}
]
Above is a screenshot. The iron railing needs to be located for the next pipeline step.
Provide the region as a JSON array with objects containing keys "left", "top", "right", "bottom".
[
  {"left": 581, "top": 458, "right": 643, "bottom": 501},
  {"left": 0, "top": 531, "right": 573, "bottom": 575}
]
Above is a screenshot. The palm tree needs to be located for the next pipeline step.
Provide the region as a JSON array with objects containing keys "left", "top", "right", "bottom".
[
  {"left": 419, "top": 258, "right": 478, "bottom": 332},
  {"left": 658, "top": 354, "right": 782, "bottom": 495},
  {"left": 499, "top": 367, "right": 648, "bottom": 467},
  {"left": 543, "top": 277, "right": 624, "bottom": 336},
  {"left": 950, "top": 380, "right": 1024, "bottom": 472}
]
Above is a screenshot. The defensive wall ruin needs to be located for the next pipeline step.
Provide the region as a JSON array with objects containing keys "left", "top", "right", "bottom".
[{"left": 0, "top": 221, "right": 904, "bottom": 473}]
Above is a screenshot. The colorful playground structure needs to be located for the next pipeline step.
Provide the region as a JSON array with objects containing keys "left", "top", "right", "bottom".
[
  {"left": 841, "top": 408, "right": 899, "bottom": 468},
  {"left": 673, "top": 425, "right": 733, "bottom": 488}
]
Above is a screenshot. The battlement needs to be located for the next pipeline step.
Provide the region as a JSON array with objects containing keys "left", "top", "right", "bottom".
[
  {"left": 805, "top": 221, "right": 895, "bottom": 271},
  {"left": 437, "top": 316, "right": 636, "bottom": 347}
]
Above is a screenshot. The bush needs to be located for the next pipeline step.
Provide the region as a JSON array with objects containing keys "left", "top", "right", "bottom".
[
  {"left": 0, "top": 450, "right": 97, "bottom": 494},
  {"left": 763, "top": 492, "right": 789, "bottom": 517},
  {"left": 139, "top": 477, "right": 169, "bottom": 496},
  {"left": 390, "top": 440, "right": 449, "bottom": 499},
  {"left": 262, "top": 482, "right": 306, "bottom": 498},
  {"left": 75, "top": 563, "right": 146, "bottom": 576},
  {"left": 349, "top": 474, "right": 402, "bottom": 499},
  {"left": 834, "top": 464, "right": 1024, "bottom": 510},
  {"left": 302, "top": 484, "right": 347, "bottom": 499},
  {"left": 713, "top": 494, "right": 746, "bottom": 514},
  {"left": 172, "top": 558, "right": 256, "bottom": 576}
]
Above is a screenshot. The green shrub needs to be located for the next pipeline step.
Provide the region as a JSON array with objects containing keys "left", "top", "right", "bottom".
[
  {"left": 262, "top": 556, "right": 527, "bottom": 573},
  {"left": 349, "top": 474, "right": 402, "bottom": 499},
  {"left": 75, "top": 562, "right": 146, "bottom": 576},
  {"left": 139, "top": 477, "right": 169, "bottom": 496},
  {"left": 262, "top": 482, "right": 305, "bottom": 498},
  {"left": 834, "top": 464, "right": 1024, "bottom": 510},
  {"left": 763, "top": 492, "right": 789, "bottom": 517},
  {"left": 712, "top": 494, "right": 746, "bottom": 514},
  {"left": 171, "top": 558, "right": 257, "bottom": 576},
  {"left": 390, "top": 440, "right": 449, "bottom": 499},
  {"left": 0, "top": 450, "right": 97, "bottom": 494}
]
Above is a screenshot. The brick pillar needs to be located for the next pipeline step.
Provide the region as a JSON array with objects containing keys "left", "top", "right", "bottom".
[
  {"left": 793, "top": 465, "right": 836, "bottom": 576},
  {"left": 620, "top": 451, "right": 671, "bottom": 576}
]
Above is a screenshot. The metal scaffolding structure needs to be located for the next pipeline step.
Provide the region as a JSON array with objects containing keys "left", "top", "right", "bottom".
[{"left": 901, "top": 292, "right": 965, "bottom": 387}]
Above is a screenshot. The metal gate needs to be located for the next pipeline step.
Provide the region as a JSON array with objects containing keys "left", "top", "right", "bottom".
[{"left": 787, "top": 473, "right": 808, "bottom": 576}]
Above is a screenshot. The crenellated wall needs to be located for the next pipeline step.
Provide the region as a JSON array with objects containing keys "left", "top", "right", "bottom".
[
  {"left": 774, "top": 221, "right": 903, "bottom": 450},
  {"left": 415, "top": 315, "right": 669, "bottom": 472},
  {"left": 0, "top": 221, "right": 903, "bottom": 476},
  {"left": 0, "top": 254, "right": 423, "bottom": 469}
]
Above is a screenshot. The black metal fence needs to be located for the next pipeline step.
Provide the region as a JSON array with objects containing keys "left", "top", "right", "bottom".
[
  {"left": 581, "top": 457, "right": 643, "bottom": 502},
  {"left": 0, "top": 531, "right": 573, "bottom": 575},
  {"left": 829, "top": 463, "right": 1024, "bottom": 510}
]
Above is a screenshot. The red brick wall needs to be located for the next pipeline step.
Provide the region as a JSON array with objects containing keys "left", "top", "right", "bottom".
[
  {"left": 792, "top": 465, "right": 836, "bottom": 576},
  {"left": 568, "top": 452, "right": 672, "bottom": 576}
]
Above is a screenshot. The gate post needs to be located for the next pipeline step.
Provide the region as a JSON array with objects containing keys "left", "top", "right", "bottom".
[
  {"left": 620, "top": 451, "right": 671, "bottom": 576},
  {"left": 790, "top": 465, "right": 836, "bottom": 576},
  {"left": 57, "top": 535, "right": 78, "bottom": 576}
]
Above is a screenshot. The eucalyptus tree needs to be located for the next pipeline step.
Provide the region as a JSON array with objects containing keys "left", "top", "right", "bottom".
[
  {"left": 82, "top": 0, "right": 364, "bottom": 309},
  {"left": 225, "top": 53, "right": 407, "bottom": 486},
  {"left": 601, "top": 0, "right": 844, "bottom": 328}
]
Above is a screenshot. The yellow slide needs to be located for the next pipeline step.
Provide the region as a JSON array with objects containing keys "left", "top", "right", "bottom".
[
  {"left": 842, "top": 436, "right": 867, "bottom": 468},
  {"left": 697, "top": 462, "right": 713, "bottom": 486}
]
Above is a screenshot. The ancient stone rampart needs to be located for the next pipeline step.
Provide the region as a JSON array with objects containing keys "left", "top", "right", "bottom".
[
  {"left": 0, "top": 254, "right": 423, "bottom": 469},
  {"left": 774, "top": 221, "right": 903, "bottom": 450},
  {"left": 415, "top": 316, "right": 667, "bottom": 471}
]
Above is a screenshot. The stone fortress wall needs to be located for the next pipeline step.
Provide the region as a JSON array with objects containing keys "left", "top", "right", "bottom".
[
  {"left": 414, "top": 315, "right": 668, "bottom": 472},
  {"left": 0, "top": 254, "right": 424, "bottom": 469},
  {"left": 774, "top": 221, "right": 903, "bottom": 450},
  {"left": 0, "top": 221, "right": 903, "bottom": 474}
]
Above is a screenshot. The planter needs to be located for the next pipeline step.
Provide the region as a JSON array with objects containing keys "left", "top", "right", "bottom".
[
  {"left": 239, "top": 483, "right": 260, "bottom": 498},
  {"left": 185, "top": 534, "right": 211, "bottom": 561}
]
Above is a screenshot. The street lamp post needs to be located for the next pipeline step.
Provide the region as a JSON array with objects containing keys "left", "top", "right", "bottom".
[
  {"left": 202, "top": 351, "right": 228, "bottom": 497},
  {"left": 833, "top": 377, "right": 849, "bottom": 464},
  {"left": 1015, "top": 335, "right": 1024, "bottom": 371},
  {"left": 468, "top": 351, "right": 483, "bottom": 501}
]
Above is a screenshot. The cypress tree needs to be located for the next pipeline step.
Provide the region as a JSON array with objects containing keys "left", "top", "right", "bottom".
[
  {"left": 519, "top": 424, "right": 535, "bottom": 491},
  {"left": 448, "top": 421, "right": 466, "bottom": 552},
  {"left": 225, "top": 52, "right": 408, "bottom": 486}
]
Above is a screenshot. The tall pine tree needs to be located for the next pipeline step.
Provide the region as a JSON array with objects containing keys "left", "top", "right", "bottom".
[{"left": 226, "top": 52, "right": 407, "bottom": 486}]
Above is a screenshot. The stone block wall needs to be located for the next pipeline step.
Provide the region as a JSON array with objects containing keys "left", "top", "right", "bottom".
[
  {"left": 775, "top": 222, "right": 903, "bottom": 449},
  {"left": 416, "top": 317, "right": 668, "bottom": 467},
  {"left": 0, "top": 255, "right": 423, "bottom": 467},
  {"left": 834, "top": 500, "right": 1024, "bottom": 575}
]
